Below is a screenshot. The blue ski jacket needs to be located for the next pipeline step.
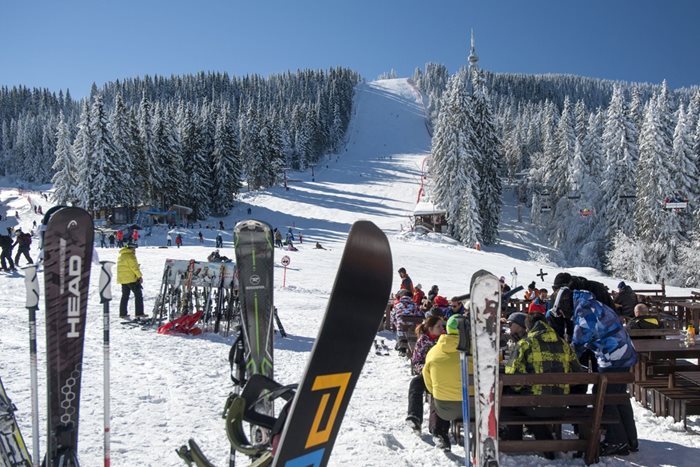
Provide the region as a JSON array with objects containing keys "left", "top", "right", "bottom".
[{"left": 571, "top": 290, "right": 637, "bottom": 369}]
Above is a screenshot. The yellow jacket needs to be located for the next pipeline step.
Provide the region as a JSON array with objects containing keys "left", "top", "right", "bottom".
[
  {"left": 422, "top": 334, "right": 473, "bottom": 401},
  {"left": 117, "top": 247, "right": 142, "bottom": 284}
]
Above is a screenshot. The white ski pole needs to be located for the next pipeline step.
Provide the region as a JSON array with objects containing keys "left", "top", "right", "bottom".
[
  {"left": 99, "top": 261, "right": 115, "bottom": 467},
  {"left": 23, "top": 265, "right": 41, "bottom": 467}
]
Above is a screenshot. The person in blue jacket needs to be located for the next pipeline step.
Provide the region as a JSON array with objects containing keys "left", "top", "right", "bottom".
[{"left": 572, "top": 290, "right": 638, "bottom": 456}]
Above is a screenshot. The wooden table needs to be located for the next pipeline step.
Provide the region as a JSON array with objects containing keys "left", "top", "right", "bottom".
[
  {"left": 628, "top": 328, "right": 679, "bottom": 338},
  {"left": 633, "top": 338, "right": 700, "bottom": 359},
  {"left": 633, "top": 339, "right": 700, "bottom": 382}
]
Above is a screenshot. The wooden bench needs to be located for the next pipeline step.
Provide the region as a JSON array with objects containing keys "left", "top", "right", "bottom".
[
  {"left": 499, "top": 372, "right": 634, "bottom": 465},
  {"left": 650, "top": 387, "right": 700, "bottom": 428}
]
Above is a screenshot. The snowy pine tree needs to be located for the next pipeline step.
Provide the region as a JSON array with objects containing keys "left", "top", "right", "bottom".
[
  {"left": 470, "top": 71, "right": 502, "bottom": 245},
  {"left": 108, "top": 92, "right": 137, "bottom": 208},
  {"left": 430, "top": 69, "right": 481, "bottom": 245},
  {"left": 635, "top": 97, "right": 681, "bottom": 283},
  {"left": 72, "top": 101, "right": 93, "bottom": 209},
  {"left": 599, "top": 85, "right": 638, "bottom": 239},
  {"left": 88, "top": 93, "right": 121, "bottom": 212},
  {"left": 51, "top": 111, "right": 76, "bottom": 204},
  {"left": 672, "top": 103, "right": 696, "bottom": 235},
  {"left": 211, "top": 103, "right": 242, "bottom": 215}
]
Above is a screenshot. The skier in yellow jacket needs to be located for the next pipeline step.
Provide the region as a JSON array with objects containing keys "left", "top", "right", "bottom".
[{"left": 117, "top": 242, "right": 144, "bottom": 318}]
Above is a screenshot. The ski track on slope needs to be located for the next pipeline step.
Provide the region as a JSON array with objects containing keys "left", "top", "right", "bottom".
[{"left": 1, "top": 79, "right": 699, "bottom": 466}]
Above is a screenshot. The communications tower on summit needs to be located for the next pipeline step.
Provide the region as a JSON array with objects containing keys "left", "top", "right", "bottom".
[
  {"left": 468, "top": 29, "right": 479, "bottom": 71},
  {"left": 467, "top": 29, "right": 479, "bottom": 95}
]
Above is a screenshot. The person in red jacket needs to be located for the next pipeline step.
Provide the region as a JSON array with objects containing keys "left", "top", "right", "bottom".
[
  {"left": 116, "top": 229, "right": 124, "bottom": 248},
  {"left": 412, "top": 283, "right": 425, "bottom": 305},
  {"left": 528, "top": 288, "right": 549, "bottom": 314}
]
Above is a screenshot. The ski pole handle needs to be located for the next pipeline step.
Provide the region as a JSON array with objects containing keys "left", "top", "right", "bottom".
[
  {"left": 99, "top": 261, "right": 115, "bottom": 303},
  {"left": 23, "top": 265, "right": 39, "bottom": 311},
  {"left": 456, "top": 315, "right": 471, "bottom": 353}
]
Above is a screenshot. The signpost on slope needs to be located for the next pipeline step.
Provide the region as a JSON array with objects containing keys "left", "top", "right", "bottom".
[{"left": 281, "top": 255, "right": 291, "bottom": 287}]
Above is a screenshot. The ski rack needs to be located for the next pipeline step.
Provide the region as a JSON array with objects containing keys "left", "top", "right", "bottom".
[{"left": 152, "top": 259, "right": 239, "bottom": 335}]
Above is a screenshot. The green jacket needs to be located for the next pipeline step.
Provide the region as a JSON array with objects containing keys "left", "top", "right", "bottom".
[
  {"left": 505, "top": 320, "right": 581, "bottom": 395},
  {"left": 117, "top": 247, "right": 142, "bottom": 284}
]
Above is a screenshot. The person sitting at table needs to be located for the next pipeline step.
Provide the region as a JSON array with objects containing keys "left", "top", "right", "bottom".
[
  {"left": 613, "top": 281, "right": 638, "bottom": 318},
  {"left": 504, "top": 313, "right": 582, "bottom": 460},
  {"left": 422, "top": 314, "right": 468, "bottom": 451},
  {"left": 528, "top": 288, "right": 549, "bottom": 314},
  {"left": 628, "top": 303, "right": 661, "bottom": 330}
]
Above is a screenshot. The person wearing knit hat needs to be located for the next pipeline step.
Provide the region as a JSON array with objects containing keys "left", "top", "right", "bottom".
[
  {"left": 422, "top": 314, "right": 468, "bottom": 450},
  {"left": 506, "top": 311, "right": 528, "bottom": 331},
  {"left": 445, "top": 314, "right": 461, "bottom": 334}
]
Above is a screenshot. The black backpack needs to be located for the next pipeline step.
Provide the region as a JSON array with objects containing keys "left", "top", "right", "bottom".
[{"left": 568, "top": 276, "right": 614, "bottom": 309}]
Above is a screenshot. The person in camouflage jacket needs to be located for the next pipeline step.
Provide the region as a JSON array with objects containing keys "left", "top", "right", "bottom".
[
  {"left": 506, "top": 313, "right": 582, "bottom": 395},
  {"left": 503, "top": 313, "right": 582, "bottom": 457}
]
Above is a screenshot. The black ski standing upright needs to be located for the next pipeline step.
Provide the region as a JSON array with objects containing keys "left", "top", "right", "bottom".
[
  {"left": 272, "top": 220, "right": 392, "bottom": 467},
  {"left": 232, "top": 219, "right": 275, "bottom": 464},
  {"left": 43, "top": 207, "right": 94, "bottom": 467}
]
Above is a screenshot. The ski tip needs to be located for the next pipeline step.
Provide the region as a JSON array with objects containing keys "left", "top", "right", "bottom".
[
  {"left": 344, "top": 220, "right": 392, "bottom": 287},
  {"left": 469, "top": 269, "right": 497, "bottom": 289}
]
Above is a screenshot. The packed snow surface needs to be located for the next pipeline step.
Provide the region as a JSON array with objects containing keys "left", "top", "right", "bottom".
[{"left": 1, "top": 79, "right": 698, "bottom": 466}]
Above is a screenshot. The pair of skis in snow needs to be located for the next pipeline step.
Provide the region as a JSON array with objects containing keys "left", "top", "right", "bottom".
[{"left": 179, "top": 220, "right": 393, "bottom": 467}]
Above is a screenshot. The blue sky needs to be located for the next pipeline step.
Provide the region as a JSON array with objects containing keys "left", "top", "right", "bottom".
[{"left": 2, "top": 0, "right": 699, "bottom": 98}]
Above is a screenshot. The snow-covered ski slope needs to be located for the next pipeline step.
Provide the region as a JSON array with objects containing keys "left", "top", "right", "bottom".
[{"left": 1, "top": 78, "right": 699, "bottom": 466}]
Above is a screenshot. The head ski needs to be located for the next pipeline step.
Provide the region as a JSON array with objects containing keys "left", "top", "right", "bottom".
[{"left": 43, "top": 207, "right": 94, "bottom": 466}]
